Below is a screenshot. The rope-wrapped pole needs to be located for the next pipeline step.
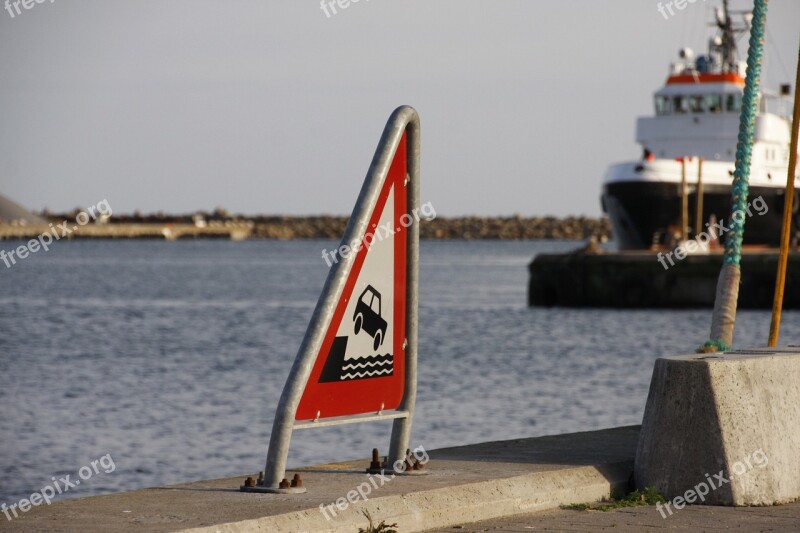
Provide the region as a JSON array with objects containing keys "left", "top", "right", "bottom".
[
  {"left": 701, "top": 0, "right": 768, "bottom": 353},
  {"left": 767, "top": 42, "right": 800, "bottom": 347}
]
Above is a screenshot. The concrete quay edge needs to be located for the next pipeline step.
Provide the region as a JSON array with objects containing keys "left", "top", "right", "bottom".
[
  {"left": 7, "top": 426, "right": 639, "bottom": 533},
  {"left": 183, "top": 461, "right": 632, "bottom": 533}
]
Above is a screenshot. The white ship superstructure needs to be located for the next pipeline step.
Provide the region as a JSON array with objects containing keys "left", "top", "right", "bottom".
[{"left": 601, "top": 1, "right": 796, "bottom": 249}]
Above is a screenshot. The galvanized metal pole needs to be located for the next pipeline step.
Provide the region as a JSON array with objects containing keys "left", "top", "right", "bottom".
[
  {"left": 262, "top": 106, "right": 421, "bottom": 490},
  {"left": 388, "top": 117, "right": 420, "bottom": 467}
]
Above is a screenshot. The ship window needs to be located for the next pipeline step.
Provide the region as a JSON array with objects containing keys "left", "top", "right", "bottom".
[
  {"left": 725, "top": 93, "right": 743, "bottom": 113},
  {"left": 705, "top": 94, "right": 722, "bottom": 113},
  {"left": 673, "top": 95, "right": 688, "bottom": 114},
  {"left": 690, "top": 96, "right": 705, "bottom": 113},
  {"left": 655, "top": 96, "right": 670, "bottom": 115}
]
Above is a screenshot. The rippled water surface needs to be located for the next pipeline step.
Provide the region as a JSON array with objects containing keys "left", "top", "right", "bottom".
[{"left": 1, "top": 239, "right": 796, "bottom": 504}]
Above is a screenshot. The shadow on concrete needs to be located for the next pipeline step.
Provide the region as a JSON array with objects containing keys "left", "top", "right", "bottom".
[{"left": 429, "top": 425, "right": 641, "bottom": 466}]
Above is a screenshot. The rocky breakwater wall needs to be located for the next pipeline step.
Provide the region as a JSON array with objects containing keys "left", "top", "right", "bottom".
[
  {"left": 1, "top": 213, "right": 611, "bottom": 241},
  {"left": 251, "top": 216, "right": 348, "bottom": 239},
  {"left": 252, "top": 215, "right": 611, "bottom": 240},
  {"left": 421, "top": 216, "right": 610, "bottom": 240}
]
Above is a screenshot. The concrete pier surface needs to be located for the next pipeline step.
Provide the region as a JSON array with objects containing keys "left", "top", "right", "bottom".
[
  {"left": 5, "top": 424, "right": 798, "bottom": 532},
  {"left": 6, "top": 427, "right": 637, "bottom": 532},
  {"left": 421, "top": 499, "right": 800, "bottom": 532}
]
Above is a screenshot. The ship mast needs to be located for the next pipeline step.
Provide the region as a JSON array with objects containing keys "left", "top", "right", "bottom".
[{"left": 714, "top": 0, "right": 751, "bottom": 74}]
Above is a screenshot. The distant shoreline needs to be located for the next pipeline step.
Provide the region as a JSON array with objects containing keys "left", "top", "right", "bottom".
[{"left": 0, "top": 214, "right": 611, "bottom": 241}]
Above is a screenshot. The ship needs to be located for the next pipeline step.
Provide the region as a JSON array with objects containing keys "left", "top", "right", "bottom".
[{"left": 601, "top": 0, "right": 796, "bottom": 250}]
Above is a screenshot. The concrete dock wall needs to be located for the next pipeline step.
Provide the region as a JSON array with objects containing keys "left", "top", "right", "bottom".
[
  {"left": 528, "top": 250, "right": 800, "bottom": 308},
  {"left": 0, "top": 223, "right": 253, "bottom": 241}
]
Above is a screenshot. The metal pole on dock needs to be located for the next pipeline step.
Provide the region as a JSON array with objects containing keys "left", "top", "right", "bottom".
[
  {"left": 695, "top": 157, "right": 704, "bottom": 236},
  {"left": 768, "top": 42, "right": 800, "bottom": 347},
  {"left": 681, "top": 157, "right": 688, "bottom": 239}
]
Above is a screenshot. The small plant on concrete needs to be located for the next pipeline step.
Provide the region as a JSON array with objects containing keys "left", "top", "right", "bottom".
[
  {"left": 358, "top": 510, "right": 398, "bottom": 533},
  {"left": 561, "top": 486, "right": 665, "bottom": 512}
]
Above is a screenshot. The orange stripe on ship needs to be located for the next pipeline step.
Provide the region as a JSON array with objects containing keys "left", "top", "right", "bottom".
[{"left": 666, "top": 73, "right": 744, "bottom": 86}]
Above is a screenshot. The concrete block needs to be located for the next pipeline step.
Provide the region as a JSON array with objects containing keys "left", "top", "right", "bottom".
[{"left": 635, "top": 347, "right": 800, "bottom": 505}]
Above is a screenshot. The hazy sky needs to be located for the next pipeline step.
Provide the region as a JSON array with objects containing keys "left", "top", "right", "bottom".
[{"left": 1, "top": 0, "right": 797, "bottom": 216}]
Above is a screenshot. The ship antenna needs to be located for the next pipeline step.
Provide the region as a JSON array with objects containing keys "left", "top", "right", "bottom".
[
  {"left": 719, "top": 0, "right": 738, "bottom": 72},
  {"left": 714, "top": 0, "right": 754, "bottom": 74}
]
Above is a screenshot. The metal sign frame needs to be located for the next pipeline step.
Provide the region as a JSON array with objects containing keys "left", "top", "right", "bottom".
[{"left": 259, "top": 106, "right": 420, "bottom": 491}]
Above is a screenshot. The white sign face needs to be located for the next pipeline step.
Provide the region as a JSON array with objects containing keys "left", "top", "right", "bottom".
[
  {"left": 341, "top": 186, "right": 395, "bottom": 379},
  {"left": 319, "top": 186, "right": 396, "bottom": 382}
]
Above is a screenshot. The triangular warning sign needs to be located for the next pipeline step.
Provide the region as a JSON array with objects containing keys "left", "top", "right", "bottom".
[
  {"left": 259, "top": 106, "right": 420, "bottom": 492},
  {"left": 296, "top": 133, "right": 408, "bottom": 420}
]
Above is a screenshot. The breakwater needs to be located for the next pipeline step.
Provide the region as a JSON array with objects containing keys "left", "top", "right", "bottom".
[
  {"left": 0, "top": 214, "right": 611, "bottom": 241},
  {"left": 252, "top": 215, "right": 610, "bottom": 239}
]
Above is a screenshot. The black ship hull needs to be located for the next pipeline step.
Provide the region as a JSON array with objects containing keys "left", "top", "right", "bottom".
[{"left": 602, "top": 181, "right": 798, "bottom": 250}]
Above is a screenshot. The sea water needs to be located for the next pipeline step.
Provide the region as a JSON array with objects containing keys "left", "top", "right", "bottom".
[{"left": 0, "top": 239, "right": 795, "bottom": 504}]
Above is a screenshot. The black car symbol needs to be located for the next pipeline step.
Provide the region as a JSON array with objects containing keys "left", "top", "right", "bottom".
[{"left": 353, "top": 285, "right": 388, "bottom": 351}]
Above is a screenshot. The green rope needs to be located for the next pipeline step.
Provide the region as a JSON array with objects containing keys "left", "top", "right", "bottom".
[
  {"left": 724, "top": 0, "right": 767, "bottom": 266},
  {"left": 698, "top": 339, "right": 731, "bottom": 354},
  {"left": 703, "top": 0, "right": 768, "bottom": 352}
]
